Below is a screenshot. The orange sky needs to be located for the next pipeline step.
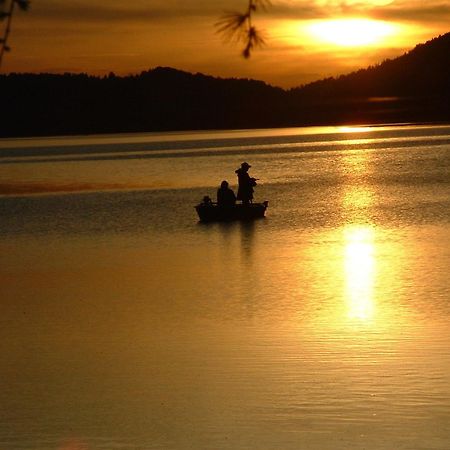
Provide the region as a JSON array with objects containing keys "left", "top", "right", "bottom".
[{"left": 1, "top": 0, "right": 449, "bottom": 87}]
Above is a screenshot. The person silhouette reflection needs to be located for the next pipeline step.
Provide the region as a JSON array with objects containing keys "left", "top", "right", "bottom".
[
  {"left": 217, "top": 180, "right": 236, "bottom": 207},
  {"left": 235, "top": 162, "right": 257, "bottom": 206}
]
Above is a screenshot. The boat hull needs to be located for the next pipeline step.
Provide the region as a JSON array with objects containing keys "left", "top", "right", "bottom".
[{"left": 195, "top": 202, "right": 268, "bottom": 222}]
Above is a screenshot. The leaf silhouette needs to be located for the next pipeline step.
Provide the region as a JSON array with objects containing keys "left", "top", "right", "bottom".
[
  {"left": 0, "top": 0, "right": 30, "bottom": 68},
  {"left": 16, "top": 0, "right": 30, "bottom": 10}
]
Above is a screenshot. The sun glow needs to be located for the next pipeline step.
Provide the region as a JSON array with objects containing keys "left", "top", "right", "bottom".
[{"left": 307, "top": 18, "right": 397, "bottom": 47}]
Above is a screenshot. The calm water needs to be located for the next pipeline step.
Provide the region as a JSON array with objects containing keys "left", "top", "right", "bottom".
[{"left": 1, "top": 124, "right": 450, "bottom": 450}]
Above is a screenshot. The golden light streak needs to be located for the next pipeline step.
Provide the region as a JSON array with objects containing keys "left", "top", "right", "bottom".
[
  {"left": 307, "top": 18, "right": 397, "bottom": 47},
  {"left": 344, "top": 226, "right": 375, "bottom": 321},
  {"left": 315, "top": 0, "right": 394, "bottom": 5}
]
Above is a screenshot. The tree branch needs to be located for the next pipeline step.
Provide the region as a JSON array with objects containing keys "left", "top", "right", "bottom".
[{"left": 216, "top": 0, "right": 270, "bottom": 58}]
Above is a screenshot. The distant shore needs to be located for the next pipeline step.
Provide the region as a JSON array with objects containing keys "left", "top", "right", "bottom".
[
  {"left": 1, "top": 121, "right": 450, "bottom": 143},
  {"left": 2, "top": 33, "right": 449, "bottom": 138}
]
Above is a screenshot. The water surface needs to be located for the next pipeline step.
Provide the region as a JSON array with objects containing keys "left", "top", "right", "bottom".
[{"left": 1, "top": 124, "right": 450, "bottom": 449}]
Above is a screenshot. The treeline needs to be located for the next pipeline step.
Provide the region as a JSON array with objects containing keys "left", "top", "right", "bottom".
[
  {"left": 288, "top": 33, "right": 450, "bottom": 124},
  {"left": 1, "top": 68, "right": 291, "bottom": 136},
  {"left": 1, "top": 33, "right": 450, "bottom": 137}
]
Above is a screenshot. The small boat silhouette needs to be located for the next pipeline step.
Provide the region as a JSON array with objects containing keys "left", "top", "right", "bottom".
[{"left": 195, "top": 200, "right": 268, "bottom": 223}]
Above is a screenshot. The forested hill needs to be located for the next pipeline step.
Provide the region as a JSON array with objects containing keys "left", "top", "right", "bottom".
[
  {"left": 292, "top": 33, "right": 450, "bottom": 98},
  {"left": 1, "top": 68, "right": 289, "bottom": 137},
  {"left": 1, "top": 33, "right": 450, "bottom": 137},
  {"left": 286, "top": 32, "right": 450, "bottom": 125}
]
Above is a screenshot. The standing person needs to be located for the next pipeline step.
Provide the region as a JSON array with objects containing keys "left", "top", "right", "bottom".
[
  {"left": 235, "top": 162, "right": 257, "bottom": 206},
  {"left": 217, "top": 180, "right": 236, "bottom": 207}
]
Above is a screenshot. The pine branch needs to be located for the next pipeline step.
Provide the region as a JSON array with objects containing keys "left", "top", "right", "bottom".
[{"left": 216, "top": 0, "right": 270, "bottom": 58}]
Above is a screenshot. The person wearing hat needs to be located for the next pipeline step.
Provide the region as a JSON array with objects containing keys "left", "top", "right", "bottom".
[{"left": 235, "top": 162, "right": 257, "bottom": 206}]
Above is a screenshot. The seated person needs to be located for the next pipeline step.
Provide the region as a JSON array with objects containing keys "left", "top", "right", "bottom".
[
  {"left": 202, "top": 195, "right": 213, "bottom": 206},
  {"left": 217, "top": 180, "right": 236, "bottom": 207}
]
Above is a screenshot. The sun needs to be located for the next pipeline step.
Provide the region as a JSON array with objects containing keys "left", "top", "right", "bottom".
[{"left": 307, "top": 18, "right": 397, "bottom": 47}]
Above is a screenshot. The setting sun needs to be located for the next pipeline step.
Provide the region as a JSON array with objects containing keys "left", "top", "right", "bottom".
[{"left": 307, "top": 18, "right": 397, "bottom": 47}]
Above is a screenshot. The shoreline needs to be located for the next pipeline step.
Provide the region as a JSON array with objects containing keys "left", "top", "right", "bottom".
[{"left": 1, "top": 120, "right": 450, "bottom": 142}]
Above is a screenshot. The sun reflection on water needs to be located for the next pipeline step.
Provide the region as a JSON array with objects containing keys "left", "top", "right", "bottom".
[
  {"left": 344, "top": 226, "right": 375, "bottom": 322},
  {"left": 341, "top": 148, "right": 376, "bottom": 323}
]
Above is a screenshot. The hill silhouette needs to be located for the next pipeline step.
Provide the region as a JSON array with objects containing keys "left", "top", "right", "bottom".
[
  {"left": 288, "top": 32, "right": 450, "bottom": 125},
  {"left": 1, "top": 32, "right": 449, "bottom": 137}
]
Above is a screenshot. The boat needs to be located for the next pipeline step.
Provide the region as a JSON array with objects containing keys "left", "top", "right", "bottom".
[{"left": 195, "top": 201, "right": 269, "bottom": 222}]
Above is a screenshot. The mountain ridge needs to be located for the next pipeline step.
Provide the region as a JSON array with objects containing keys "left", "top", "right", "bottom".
[{"left": 1, "top": 32, "right": 449, "bottom": 137}]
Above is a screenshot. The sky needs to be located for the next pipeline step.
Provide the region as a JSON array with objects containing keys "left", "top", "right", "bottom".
[{"left": 2, "top": 0, "right": 449, "bottom": 87}]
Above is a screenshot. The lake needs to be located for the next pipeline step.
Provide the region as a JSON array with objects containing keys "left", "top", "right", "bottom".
[{"left": 1, "top": 124, "right": 450, "bottom": 449}]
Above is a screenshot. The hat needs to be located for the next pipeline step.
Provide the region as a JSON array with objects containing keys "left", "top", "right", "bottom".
[{"left": 241, "top": 162, "right": 251, "bottom": 168}]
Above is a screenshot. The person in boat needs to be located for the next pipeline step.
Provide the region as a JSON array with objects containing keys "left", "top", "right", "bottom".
[
  {"left": 235, "top": 162, "right": 257, "bottom": 206},
  {"left": 202, "top": 195, "right": 213, "bottom": 206},
  {"left": 217, "top": 180, "right": 236, "bottom": 207}
]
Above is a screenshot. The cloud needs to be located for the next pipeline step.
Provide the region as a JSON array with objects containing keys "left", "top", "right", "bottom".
[
  {"left": 29, "top": 0, "right": 222, "bottom": 23},
  {"left": 25, "top": 0, "right": 450, "bottom": 27},
  {"left": 269, "top": 0, "right": 450, "bottom": 24},
  {"left": 371, "top": 1, "right": 450, "bottom": 24}
]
